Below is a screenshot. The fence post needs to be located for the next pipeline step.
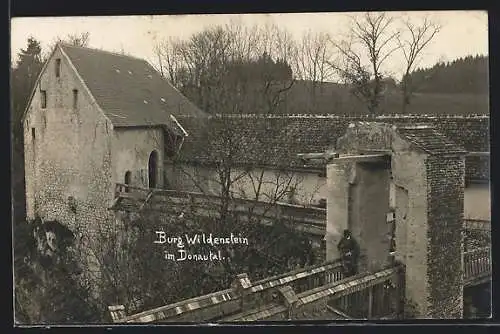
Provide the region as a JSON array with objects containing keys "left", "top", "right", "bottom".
[
  {"left": 367, "top": 285, "right": 374, "bottom": 319},
  {"left": 108, "top": 305, "right": 126, "bottom": 323},
  {"left": 395, "top": 264, "right": 405, "bottom": 319},
  {"left": 278, "top": 286, "right": 298, "bottom": 320},
  {"left": 231, "top": 273, "right": 252, "bottom": 311}
]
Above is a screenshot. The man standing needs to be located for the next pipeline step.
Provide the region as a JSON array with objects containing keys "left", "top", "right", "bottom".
[{"left": 337, "top": 229, "right": 360, "bottom": 276}]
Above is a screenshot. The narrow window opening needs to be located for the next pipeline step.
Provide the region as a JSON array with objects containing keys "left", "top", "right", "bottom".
[
  {"left": 31, "top": 128, "right": 36, "bottom": 142},
  {"left": 148, "top": 151, "right": 158, "bottom": 189},
  {"left": 55, "top": 59, "right": 61, "bottom": 78},
  {"left": 124, "top": 171, "right": 131, "bottom": 192},
  {"left": 41, "top": 90, "right": 47, "bottom": 109},
  {"left": 72, "top": 89, "right": 78, "bottom": 108}
]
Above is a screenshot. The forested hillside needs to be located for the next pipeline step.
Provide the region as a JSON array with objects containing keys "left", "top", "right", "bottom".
[{"left": 406, "top": 55, "right": 488, "bottom": 95}]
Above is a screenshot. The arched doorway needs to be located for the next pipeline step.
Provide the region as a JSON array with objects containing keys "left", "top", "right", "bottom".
[
  {"left": 148, "top": 151, "right": 158, "bottom": 189},
  {"left": 124, "top": 171, "right": 131, "bottom": 192}
]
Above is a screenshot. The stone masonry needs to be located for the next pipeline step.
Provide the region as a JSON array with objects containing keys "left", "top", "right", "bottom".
[{"left": 23, "top": 46, "right": 115, "bottom": 234}]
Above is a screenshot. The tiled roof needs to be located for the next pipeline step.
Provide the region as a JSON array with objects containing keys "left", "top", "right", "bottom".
[
  {"left": 175, "top": 114, "right": 486, "bottom": 170},
  {"left": 396, "top": 124, "right": 467, "bottom": 155},
  {"left": 61, "top": 44, "right": 206, "bottom": 127},
  {"left": 176, "top": 115, "right": 341, "bottom": 169}
]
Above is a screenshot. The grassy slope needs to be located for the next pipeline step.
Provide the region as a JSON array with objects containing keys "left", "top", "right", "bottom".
[{"left": 280, "top": 81, "right": 489, "bottom": 115}]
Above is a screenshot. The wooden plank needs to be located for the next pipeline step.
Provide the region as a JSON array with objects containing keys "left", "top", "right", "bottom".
[
  {"left": 326, "top": 305, "right": 352, "bottom": 319},
  {"left": 138, "top": 190, "right": 155, "bottom": 211},
  {"left": 359, "top": 149, "right": 392, "bottom": 154},
  {"left": 466, "top": 152, "right": 490, "bottom": 157},
  {"left": 329, "top": 154, "right": 390, "bottom": 164},
  {"left": 297, "top": 152, "right": 339, "bottom": 160}
]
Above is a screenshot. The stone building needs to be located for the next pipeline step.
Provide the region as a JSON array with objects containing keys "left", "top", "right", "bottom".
[
  {"left": 327, "top": 122, "right": 467, "bottom": 317},
  {"left": 22, "top": 43, "right": 205, "bottom": 233},
  {"left": 173, "top": 114, "right": 490, "bottom": 221}
]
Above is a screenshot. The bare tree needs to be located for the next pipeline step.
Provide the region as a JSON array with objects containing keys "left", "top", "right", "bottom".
[
  {"left": 329, "top": 13, "right": 400, "bottom": 114},
  {"left": 397, "top": 17, "right": 441, "bottom": 113},
  {"left": 66, "top": 32, "right": 90, "bottom": 47},
  {"left": 157, "top": 23, "right": 296, "bottom": 115},
  {"left": 292, "top": 30, "right": 334, "bottom": 111},
  {"left": 153, "top": 36, "right": 187, "bottom": 86},
  {"left": 45, "top": 32, "right": 91, "bottom": 59}
]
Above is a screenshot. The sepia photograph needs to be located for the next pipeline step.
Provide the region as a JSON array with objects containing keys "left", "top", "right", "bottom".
[{"left": 11, "top": 10, "right": 490, "bottom": 324}]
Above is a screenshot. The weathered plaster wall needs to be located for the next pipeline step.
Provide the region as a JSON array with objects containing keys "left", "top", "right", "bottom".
[
  {"left": 167, "top": 164, "right": 327, "bottom": 206},
  {"left": 112, "top": 128, "right": 164, "bottom": 189},
  {"left": 23, "top": 46, "right": 114, "bottom": 234},
  {"left": 464, "top": 184, "right": 491, "bottom": 220},
  {"left": 391, "top": 135, "right": 430, "bottom": 317},
  {"left": 230, "top": 167, "right": 326, "bottom": 205},
  {"left": 352, "top": 163, "right": 391, "bottom": 272},
  {"left": 325, "top": 164, "right": 350, "bottom": 261}
]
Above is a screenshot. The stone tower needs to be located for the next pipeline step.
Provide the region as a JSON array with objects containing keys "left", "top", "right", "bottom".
[{"left": 326, "top": 122, "right": 467, "bottom": 318}]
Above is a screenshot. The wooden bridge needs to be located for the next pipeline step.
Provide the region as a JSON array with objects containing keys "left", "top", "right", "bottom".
[
  {"left": 108, "top": 183, "right": 491, "bottom": 321},
  {"left": 109, "top": 260, "right": 404, "bottom": 322}
]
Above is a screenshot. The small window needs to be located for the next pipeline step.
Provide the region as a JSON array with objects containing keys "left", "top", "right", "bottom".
[
  {"left": 55, "top": 59, "right": 61, "bottom": 77},
  {"left": 31, "top": 128, "right": 36, "bottom": 142},
  {"left": 41, "top": 90, "right": 47, "bottom": 109},
  {"left": 72, "top": 89, "right": 78, "bottom": 108}
]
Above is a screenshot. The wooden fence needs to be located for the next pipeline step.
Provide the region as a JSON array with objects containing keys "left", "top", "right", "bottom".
[{"left": 463, "top": 246, "right": 491, "bottom": 286}]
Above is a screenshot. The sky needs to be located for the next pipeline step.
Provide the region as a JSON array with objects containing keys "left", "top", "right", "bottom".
[{"left": 10, "top": 11, "right": 488, "bottom": 80}]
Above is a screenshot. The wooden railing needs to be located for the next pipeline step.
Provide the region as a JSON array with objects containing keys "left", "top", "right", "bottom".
[
  {"left": 113, "top": 260, "right": 345, "bottom": 323},
  {"left": 295, "top": 265, "right": 404, "bottom": 320},
  {"left": 116, "top": 262, "right": 405, "bottom": 322},
  {"left": 226, "top": 265, "right": 404, "bottom": 321},
  {"left": 463, "top": 246, "right": 491, "bottom": 286},
  {"left": 112, "top": 183, "right": 326, "bottom": 234},
  {"left": 246, "top": 260, "right": 345, "bottom": 303}
]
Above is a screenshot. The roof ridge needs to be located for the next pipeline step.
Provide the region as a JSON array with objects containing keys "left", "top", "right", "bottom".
[{"left": 59, "top": 42, "right": 149, "bottom": 64}]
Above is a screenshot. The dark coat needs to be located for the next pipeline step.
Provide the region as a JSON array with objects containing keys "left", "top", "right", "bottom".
[{"left": 337, "top": 235, "right": 360, "bottom": 263}]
